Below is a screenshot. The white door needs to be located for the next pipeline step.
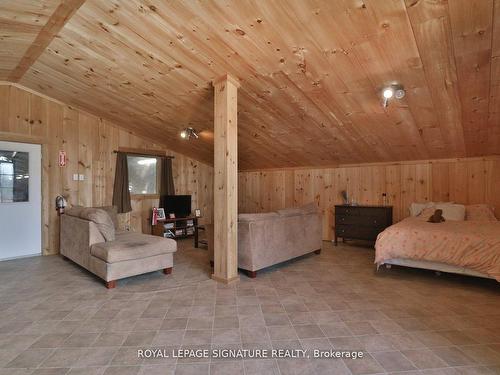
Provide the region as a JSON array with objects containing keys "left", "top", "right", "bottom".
[{"left": 0, "top": 141, "right": 41, "bottom": 260}]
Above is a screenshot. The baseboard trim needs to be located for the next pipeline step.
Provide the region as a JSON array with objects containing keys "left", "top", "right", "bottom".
[
  {"left": 211, "top": 274, "right": 240, "bottom": 284},
  {"left": 0, "top": 253, "right": 41, "bottom": 262}
]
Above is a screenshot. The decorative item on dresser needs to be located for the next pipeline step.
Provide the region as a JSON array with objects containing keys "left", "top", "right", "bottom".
[{"left": 334, "top": 205, "right": 393, "bottom": 246}]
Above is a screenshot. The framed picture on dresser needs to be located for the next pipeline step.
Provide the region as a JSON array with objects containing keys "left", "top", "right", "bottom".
[{"left": 157, "top": 208, "right": 166, "bottom": 220}]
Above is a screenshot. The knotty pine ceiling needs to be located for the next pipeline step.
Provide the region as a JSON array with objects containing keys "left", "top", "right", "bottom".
[
  {"left": 0, "top": 0, "right": 61, "bottom": 78},
  {"left": 2, "top": 0, "right": 499, "bottom": 169}
]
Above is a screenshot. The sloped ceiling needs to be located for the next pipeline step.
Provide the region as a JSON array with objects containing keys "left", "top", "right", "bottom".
[
  {"left": 2, "top": 0, "right": 499, "bottom": 169},
  {"left": 0, "top": 0, "right": 61, "bottom": 79}
]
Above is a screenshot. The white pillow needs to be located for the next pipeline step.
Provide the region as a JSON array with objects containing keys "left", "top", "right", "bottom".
[
  {"left": 435, "top": 203, "right": 465, "bottom": 221},
  {"left": 409, "top": 202, "right": 435, "bottom": 217}
]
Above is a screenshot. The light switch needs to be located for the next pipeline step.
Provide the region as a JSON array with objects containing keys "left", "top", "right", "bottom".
[
  {"left": 79, "top": 174, "right": 85, "bottom": 181},
  {"left": 72, "top": 174, "right": 79, "bottom": 181}
]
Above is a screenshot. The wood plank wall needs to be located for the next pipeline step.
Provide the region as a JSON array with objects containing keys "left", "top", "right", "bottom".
[
  {"left": 2, "top": 84, "right": 498, "bottom": 251},
  {"left": 0, "top": 84, "right": 213, "bottom": 255},
  {"left": 238, "top": 157, "right": 500, "bottom": 240}
]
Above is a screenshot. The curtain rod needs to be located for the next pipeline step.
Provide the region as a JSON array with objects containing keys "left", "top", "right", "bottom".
[{"left": 113, "top": 150, "right": 174, "bottom": 158}]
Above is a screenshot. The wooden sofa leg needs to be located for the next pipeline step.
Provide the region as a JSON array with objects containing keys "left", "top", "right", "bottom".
[
  {"left": 246, "top": 270, "right": 257, "bottom": 278},
  {"left": 163, "top": 267, "right": 173, "bottom": 275},
  {"left": 314, "top": 249, "right": 321, "bottom": 255},
  {"left": 106, "top": 280, "right": 116, "bottom": 289}
]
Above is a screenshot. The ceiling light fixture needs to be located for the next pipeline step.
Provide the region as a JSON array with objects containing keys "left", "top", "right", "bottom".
[
  {"left": 394, "top": 88, "right": 406, "bottom": 100},
  {"left": 381, "top": 84, "right": 405, "bottom": 108},
  {"left": 180, "top": 127, "right": 199, "bottom": 140},
  {"left": 383, "top": 88, "right": 394, "bottom": 99}
]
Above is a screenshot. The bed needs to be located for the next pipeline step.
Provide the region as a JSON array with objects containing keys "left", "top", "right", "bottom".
[{"left": 374, "top": 204, "right": 500, "bottom": 281}]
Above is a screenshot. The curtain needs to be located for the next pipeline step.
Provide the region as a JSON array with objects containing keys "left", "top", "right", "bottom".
[
  {"left": 112, "top": 152, "right": 132, "bottom": 213},
  {"left": 160, "top": 157, "right": 175, "bottom": 196}
]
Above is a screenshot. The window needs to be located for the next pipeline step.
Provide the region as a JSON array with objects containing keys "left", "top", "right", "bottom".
[
  {"left": 0, "top": 150, "right": 29, "bottom": 203},
  {"left": 127, "top": 155, "right": 159, "bottom": 195}
]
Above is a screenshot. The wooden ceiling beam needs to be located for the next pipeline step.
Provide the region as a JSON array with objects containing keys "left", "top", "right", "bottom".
[{"left": 7, "top": 0, "right": 86, "bottom": 83}]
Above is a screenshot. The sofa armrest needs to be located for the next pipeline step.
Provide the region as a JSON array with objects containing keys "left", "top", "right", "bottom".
[
  {"left": 237, "top": 221, "right": 253, "bottom": 268},
  {"left": 61, "top": 214, "right": 104, "bottom": 269},
  {"left": 238, "top": 218, "right": 284, "bottom": 271},
  {"left": 239, "top": 212, "right": 323, "bottom": 271}
]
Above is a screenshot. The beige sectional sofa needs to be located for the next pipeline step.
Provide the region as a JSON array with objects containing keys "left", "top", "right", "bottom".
[
  {"left": 60, "top": 206, "right": 176, "bottom": 288},
  {"left": 208, "top": 203, "right": 322, "bottom": 277}
]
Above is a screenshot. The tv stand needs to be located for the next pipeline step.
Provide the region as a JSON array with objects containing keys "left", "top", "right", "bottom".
[{"left": 152, "top": 216, "right": 200, "bottom": 247}]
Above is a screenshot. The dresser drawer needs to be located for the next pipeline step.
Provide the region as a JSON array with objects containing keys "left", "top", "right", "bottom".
[
  {"left": 336, "top": 214, "right": 389, "bottom": 226},
  {"left": 335, "top": 225, "right": 384, "bottom": 241},
  {"left": 335, "top": 206, "right": 359, "bottom": 216},
  {"left": 334, "top": 205, "right": 392, "bottom": 245},
  {"left": 358, "top": 207, "right": 390, "bottom": 218}
]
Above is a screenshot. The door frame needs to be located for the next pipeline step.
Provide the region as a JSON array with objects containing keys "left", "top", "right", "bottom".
[{"left": 0, "top": 135, "right": 48, "bottom": 257}]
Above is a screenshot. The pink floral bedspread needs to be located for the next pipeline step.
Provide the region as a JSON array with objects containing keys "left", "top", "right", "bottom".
[{"left": 375, "top": 217, "right": 500, "bottom": 281}]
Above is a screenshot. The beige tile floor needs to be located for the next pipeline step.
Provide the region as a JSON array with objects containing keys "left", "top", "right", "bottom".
[{"left": 0, "top": 239, "right": 499, "bottom": 375}]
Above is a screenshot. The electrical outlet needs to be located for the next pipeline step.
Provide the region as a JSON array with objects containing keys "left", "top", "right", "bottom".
[
  {"left": 72, "top": 174, "right": 79, "bottom": 181},
  {"left": 79, "top": 174, "right": 85, "bottom": 181}
]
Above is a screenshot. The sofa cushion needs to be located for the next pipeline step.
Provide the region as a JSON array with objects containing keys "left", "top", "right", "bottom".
[
  {"left": 65, "top": 206, "right": 118, "bottom": 230},
  {"left": 91, "top": 231, "right": 176, "bottom": 263},
  {"left": 238, "top": 213, "right": 279, "bottom": 222},
  {"left": 65, "top": 206, "right": 85, "bottom": 218},
  {"left": 277, "top": 207, "right": 303, "bottom": 217},
  {"left": 79, "top": 208, "right": 116, "bottom": 241},
  {"left": 96, "top": 206, "right": 119, "bottom": 229},
  {"left": 65, "top": 206, "right": 117, "bottom": 240},
  {"left": 299, "top": 202, "right": 318, "bottom": 214}
]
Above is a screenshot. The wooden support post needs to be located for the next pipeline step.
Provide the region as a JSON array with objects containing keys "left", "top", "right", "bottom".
[{"left": 211, "top": 74, "right": 240, "bottom": 284}]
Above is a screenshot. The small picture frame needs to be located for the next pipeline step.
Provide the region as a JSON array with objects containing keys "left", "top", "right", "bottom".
[
  {"left": 157, "top": 208, "right": 166, "bottom": 220},
  {"left": 195, "top": 209, "right": 201, "bottom": 217},
  {"left": 169, "top": 213, "right": 176, "bottom": 219}
]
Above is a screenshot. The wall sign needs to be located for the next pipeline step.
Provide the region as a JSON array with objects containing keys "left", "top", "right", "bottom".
[{"left": 58, "top": 150, "right": 67, "bottom": 167}]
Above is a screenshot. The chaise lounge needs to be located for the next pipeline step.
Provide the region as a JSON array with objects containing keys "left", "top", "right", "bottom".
[{"left": 60, "top": 206, "right": 177, "bottom": 288}]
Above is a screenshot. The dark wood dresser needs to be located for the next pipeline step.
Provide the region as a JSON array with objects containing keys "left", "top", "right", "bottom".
[{"left": 334, "top": 205, "right": 393, "bottom": 245}]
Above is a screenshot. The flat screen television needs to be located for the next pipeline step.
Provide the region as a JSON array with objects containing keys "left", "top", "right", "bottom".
[{"left": 161, "top": 195, "right": 191, "bottom": 218}]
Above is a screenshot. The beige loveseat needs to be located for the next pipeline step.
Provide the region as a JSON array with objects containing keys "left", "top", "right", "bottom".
[
  {"left": 208, "top": 203, "right": 322, "bottom": 277},
  {"left": 60, "top": 206, "right": 176, "bottom": 288}
]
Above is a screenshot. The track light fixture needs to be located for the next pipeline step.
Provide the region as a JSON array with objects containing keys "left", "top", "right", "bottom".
[
  {"left": 180, "top": 127, "right": 199, "bottom": 140},
  {"left": 381, "top": 84, "right": 405, "bottom": 108}
]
